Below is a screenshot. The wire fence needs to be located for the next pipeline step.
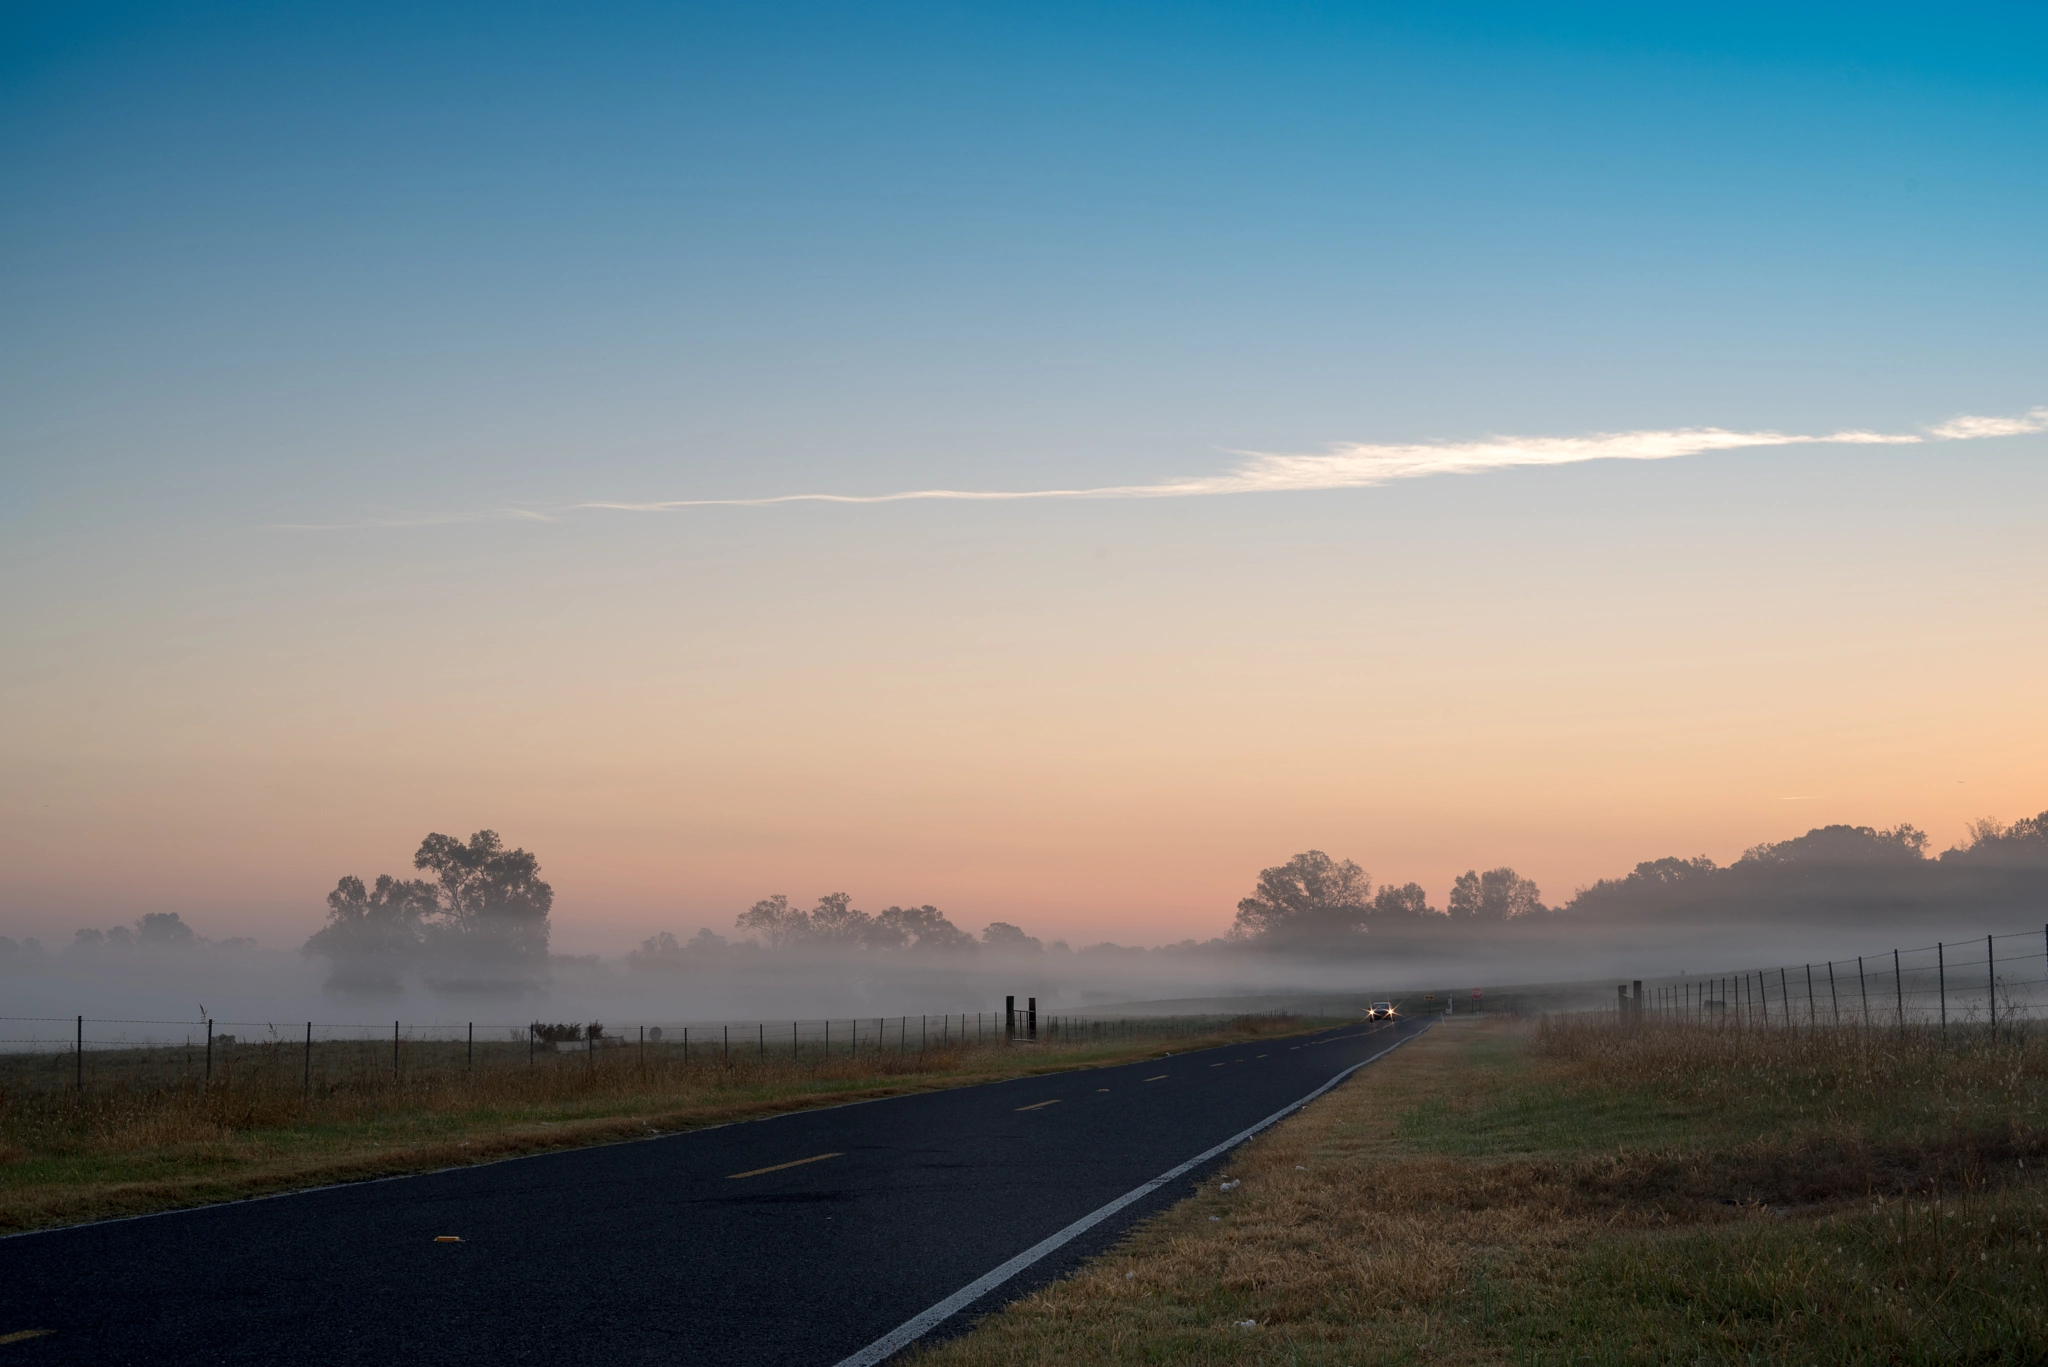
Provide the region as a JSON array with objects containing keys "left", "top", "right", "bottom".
[
  {"left": 0, "top": 1003, "right": 1288, "bottom": 1099},
  {"left": 1610, "top": 925, "right": 2048, "bottom": 1034}
]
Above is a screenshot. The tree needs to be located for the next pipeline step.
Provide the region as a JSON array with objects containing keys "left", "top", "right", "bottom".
[
  {"left": 734, "top": 894, "right": 811, "bottom": 947},
  {"left": 304, "top": 873, "right": 438, "bottom": 992},
  {"left": 409, "top": 830, "right": 553, "bottom": 986},
  {"left": 1943, "top": 810, "right": 2048, "bottom": 867},
  {"left": 1739, "top": 824, "right": 1927, "bottom": 868},
  {"left": 874, "top": 904, "right": 977, "bottom": 951},
  {"left": 806, "top": 892, "right": 874, "bottom": 947},
  {"left": 1447, "top": 867, "right": 1546, "bottom": 922},
  {"left": 304, "top": 830, "right": 553, "bottom": 993},
  {"left": 1369, "top": 882, "right": 1436, "bottom": 920},
  {"left": 1231, "top": 851, "right": 1372, "bottom": 944},
  {"left": 981, "top": 921, "right": 1043, "bottom": 952}
]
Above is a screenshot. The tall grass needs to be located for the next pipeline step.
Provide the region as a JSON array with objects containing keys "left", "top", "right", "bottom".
[{"left": 911, "top": 1015, "right": 2048, "bottom": 1366}]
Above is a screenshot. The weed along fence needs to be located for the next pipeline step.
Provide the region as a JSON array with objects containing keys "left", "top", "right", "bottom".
[
  {"left": 1609, "top": 925, "right": 2048, "bottom": 1034},
  {"left": 0, "top": 1000, "right": 1289, "bottom": 1100}
]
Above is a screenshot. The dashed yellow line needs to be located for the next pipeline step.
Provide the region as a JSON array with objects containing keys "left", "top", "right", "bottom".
[
  {"left": 1144, "top": 1074, "right": 1169, "bottom": 1082},
  {"left": 1015, "top": 1099, "right": 1062, "bottom": 1111},
  {"left": 726, "top": 1152, "right": 842, "bottom": 1179},
  {"left": 0, "top": 1331, "right": 54, "bottom": 1346}
]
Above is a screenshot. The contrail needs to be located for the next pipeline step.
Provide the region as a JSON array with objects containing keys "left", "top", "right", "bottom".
[
  {"left": 275, "top": 408, "right": 2047, "bottom": 527},
  {"left": 575, "top": 408, "right": 2043, "bottom": 510}
]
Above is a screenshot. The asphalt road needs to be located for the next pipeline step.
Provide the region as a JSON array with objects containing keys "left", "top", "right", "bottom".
[{"left": 0, "top": 1016, "right": 1430, "bottom": 1366}]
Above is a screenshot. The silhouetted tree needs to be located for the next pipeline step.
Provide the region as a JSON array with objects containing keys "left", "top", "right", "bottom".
[
  {"left": 874, "top": 904, "right": 977, "bottom": 951},
  {"left": 734, "top": 894, "right": 980, "bottom": 952},
  {"left": 734, "top": 894, "right": 811, "bottom": 947},
  {"left": 1943, "top": 811, "right": 2048, "bottom": 868},
  {"left": 1369, "top": 881, "right": 1437, "bottom": 920},
  {"left": 304, "top": 874, "right": 438, "bottom": 992},
  {"left": 410, "top": 830, "right": 553, "bottom": 988},
  {"left": 1739, "top": 823, "right": 1927, "bottom": 867},
  {"left": 305, "top": 830, "right": 552, "bottom": 993},
  {"left": 1231, "top": 851, "right": 1372, "bottom": 945},
  {"left": 980, "top": 921, "right": 1043, "bottom": 952},
  {"left": 805, "top": 892, "right": 874, "bottom": 947},
  {"left": 1447, "top": 867, "right": 1546, "bottom": 922}
]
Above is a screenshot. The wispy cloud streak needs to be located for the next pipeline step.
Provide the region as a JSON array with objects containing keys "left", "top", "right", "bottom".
[
  {"left": 576, "top": 408, "right": 2044, "bottom": 512},
  {"left": 277, "top": 408, "right": 2047, "bottom": 527}
]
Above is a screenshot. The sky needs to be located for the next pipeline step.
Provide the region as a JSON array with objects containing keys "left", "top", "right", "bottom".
[{"left": 4, "top": 1, "right": 2046, "bottom": 955}]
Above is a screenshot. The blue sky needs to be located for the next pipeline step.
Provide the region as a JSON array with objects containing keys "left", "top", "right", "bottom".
[
  {"left": 7, "top": 2, "right": 2044, "bottom": 517},
  {"left": 4, "top": 3, "right": 2046, "bottom": 948}
]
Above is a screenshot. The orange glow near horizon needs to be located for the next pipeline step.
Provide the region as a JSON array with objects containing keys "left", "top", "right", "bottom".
[{"left": 7, "top": 457, "right": 2046, "bottom": 954}]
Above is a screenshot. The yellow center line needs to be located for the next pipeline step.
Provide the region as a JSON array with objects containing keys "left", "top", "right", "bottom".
[
  {"left": 1144, "top": 1074, "right": 1169, "bottom": 1081},
  {"left": 1015, "top": 1098, "right": 1062, "bottom": 1111},
  {"left": 726, "top": 1152, "right": 843, "bottom": 1180},
  {"left": 0, "top": 1331, "right": 54, "bottom": 1346},
  {"left": 1210, "top": 1062, "right": 1227, "bottom": 1067}
]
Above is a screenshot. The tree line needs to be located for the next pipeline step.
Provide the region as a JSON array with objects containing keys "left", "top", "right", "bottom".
[
  {"left": 295, "top": 807, "right": 2048, "bottom": 991},
  {"left": 1226, "top": 809, "right": 2048, "bottom": 948}
]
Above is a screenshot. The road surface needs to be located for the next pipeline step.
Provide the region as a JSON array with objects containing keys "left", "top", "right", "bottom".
[{"left": 0, "top": 1016, "right": 1430, "bottom": 1365}]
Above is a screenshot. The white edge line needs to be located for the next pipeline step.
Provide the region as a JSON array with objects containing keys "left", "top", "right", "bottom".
[{"left": 829, "top": 1020, "right": 1432, "bottom": 1367}]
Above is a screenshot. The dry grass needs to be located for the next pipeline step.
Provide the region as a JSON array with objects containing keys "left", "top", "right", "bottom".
[
  {"left": 912, "top": 1015, "right": 2048, "bottom": 1365},
  {"left": 0, "top": 1015, "right": 1312, "bottom": 1234}
]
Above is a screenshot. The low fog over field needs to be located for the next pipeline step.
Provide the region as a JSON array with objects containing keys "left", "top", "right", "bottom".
[{"left": 6, "top": 811, "right": 2048, "bottom": 1033}]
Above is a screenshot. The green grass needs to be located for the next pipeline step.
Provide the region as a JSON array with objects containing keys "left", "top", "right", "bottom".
[{"left": 909, "top": 1014, "right": 2048, "bottom": 1366}]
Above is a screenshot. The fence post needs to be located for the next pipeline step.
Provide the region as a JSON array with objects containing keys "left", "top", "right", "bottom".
[
  {"left": 1759, "top": 974, "right": 1769, "bottom": 1028},
  {"left": 1827, "top": 962, "right": 1838, "bottom": 1026},
  {"left": 1006, "top": 996, "right": 1016, "bottom": 1042},
  {"left": 1937, "top": 942, "right": 1946, "bottom": 1041},
  {"left": 528, "top": 1022, "right": 534, "bottom": 1066},
  {"left": 1894, "top": 950, "right": 1904, "bottom": 1029},
  {"left": 394, "top": 1021, "right": 400, "bottom": 1080},
  {"left": 305, "top": 1022, "right": 312, "bottom": 1095},
  {"left": 1617, "top": 984, "right": 1627, "bottom": 1021},
  {"left": 75, "top": 1015, "right": 82, "bottom": 1093},
  {"left": 759, "top": 1023, "right": 765, "bottom": 1060},
  {"left": 206, "top": 1018, "right": 213, "bottom": 1080},
  {"left": 724, "top": 1024, "right": 730, "bottom": 1067},
  {"left": 1987, "top": 934, "right": 1996, "bottom": 1036},
  {"left": 468, "top": 1022, "right": 473, "bottom": 1073},
  {"left": 1805, "top": 965, "right": 1816, "bottom": 1027},
  {"left": 1028, "top": 998, "right": 1037, "bottom": 1041}
]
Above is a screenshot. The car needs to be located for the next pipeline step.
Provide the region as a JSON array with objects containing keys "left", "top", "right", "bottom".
[{"left": 1367, "top": 1001, "right": 1395, "bottom": 1020}]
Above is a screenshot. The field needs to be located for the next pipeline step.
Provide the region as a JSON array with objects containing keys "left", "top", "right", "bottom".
[
  {"left": 0, "top": 1013, "right": 1312, "bottom": 1235},
  {"left": 913, "top": 1012, "right": 2048, "bottom": 1365}
]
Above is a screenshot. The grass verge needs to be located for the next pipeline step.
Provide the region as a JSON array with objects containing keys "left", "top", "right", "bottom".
[
  {"left": 0, "top": 1015, "right": 1314, "bottom": 1235},
  {"left": 912, "top": 1014, "right": 2048, "bottom": 1365}
]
